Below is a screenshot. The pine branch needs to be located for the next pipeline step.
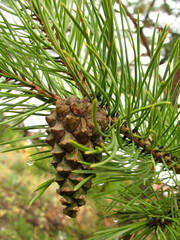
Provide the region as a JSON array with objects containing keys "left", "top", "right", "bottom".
[
  {"left": 0, "top": 1, "right": 179, "bottom": 170},
  {"left": 29, "top": 0, "right": 91, "bottom": 97},
  {"left": 1, "top": 69, "right": 58, "bottom": 100},
  {"left": 119, "top": 2, "right": 151, "bottom": 57},
  {"left": 0, "top": 1, "right": 179, "bottom": 237},
  {"left": 0, "top": 0, "right": 179, "bottom": 177},
  {"left": 118, "top": 122, "right": 180, "bottom": 174}
]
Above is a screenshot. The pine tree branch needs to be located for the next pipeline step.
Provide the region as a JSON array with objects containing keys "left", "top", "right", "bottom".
[
  {"left": 0, "top": 69, "right": 58, "bottom": 100},
  {"left": 28, "top": 0, "right": 90, "bottom": 97},
  {"left": 118, "top": 122, "right": 180, "bottom": 174},
  {"left": 144, "top": 0, "right": 156, "bottom": 23},
  {"left": 120, "top": 1, "right": 180, "bottom": 107},
  {"left": 120, "top": 2, "right": 151, "bottom": 57},
  {"left": 0, "top": 0, "right": 179, "bottom": 174},
  {"left": 0, "top": 2, "right": 179, "bottom": 234}
]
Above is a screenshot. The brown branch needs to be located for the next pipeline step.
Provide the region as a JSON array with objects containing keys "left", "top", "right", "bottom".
[
  {"left": 118, "top": 3, "right": 180, "bottom": 107},
  {"left": 1, "top": 69, "right": 58, "bottom": 100},
  {"left": 144, "top": 0, "right": 156, "bottom": 23},
  {"left": 170, "top": 68, "right": 180, "bottom": 105},
  {"left": 28, "top": 0, "right": 90, "bottom": 97},
  {"left": 121, "top": 3, "right": 151, "bottom": 57},
  {"left": 119, "top": 123, "right": 180, "bottom": 174},
  {"left": 111, "top": 116, "right": 180, "bottom": 175}
]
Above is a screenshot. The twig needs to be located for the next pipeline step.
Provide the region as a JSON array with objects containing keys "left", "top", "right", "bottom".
[
  {"left": 117, "top": 2, "right": 180, "bottom": 106},
  {"left": 119, "top": 123, "right": 180, "bottom": 174},
  {"left": 120, "top": 3, "right": 151, "bottom": 57},
  {"left": 144, "top": 0, "right": 156, "bottom": 23},
  {"left": 130, "top": 233, "right": 136, "bottom": 240},
  {"left": 33, "top": 226, "right": 37, "bottom": 240},
  {"left": 28, "top": 0, "right": 90, "bottom": 97},
  {"left": 112, "top": 116, "right": 180, "bottom": 175},
  {"left": 1, "top": 69, "right": 58, "bottom": 100}
]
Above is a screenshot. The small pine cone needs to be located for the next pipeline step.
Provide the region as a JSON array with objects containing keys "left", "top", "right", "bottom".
[{"left": 46, "top": 96, "right": 108, "bottom": 218}]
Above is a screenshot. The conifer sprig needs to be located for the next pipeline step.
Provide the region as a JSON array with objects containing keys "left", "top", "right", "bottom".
[{"left": 0, "top": 0, "right": 179, "bottom": 238}]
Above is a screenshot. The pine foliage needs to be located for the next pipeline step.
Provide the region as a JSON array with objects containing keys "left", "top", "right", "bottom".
[{"left": 0, "top": 0, "right": 179, "bottom": 239}]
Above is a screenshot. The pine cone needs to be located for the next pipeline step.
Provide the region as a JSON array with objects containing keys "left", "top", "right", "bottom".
[{"left": 46, "top": 96, "right": 108, "bottom": 217}]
